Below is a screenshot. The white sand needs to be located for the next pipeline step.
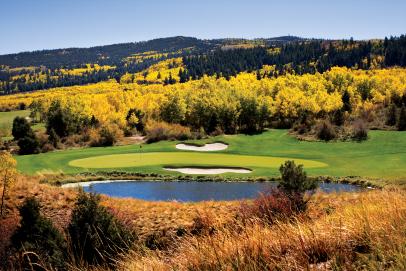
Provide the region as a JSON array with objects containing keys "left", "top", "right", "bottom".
[
  {"left": 163, "top": 167, "right": 251, "bottom": 174},
  {"left": 61, "top": 179, "right": 132, "bottom": 188},
  {"left": 176, "top": 142, "right": 228, "bottom": 151}
]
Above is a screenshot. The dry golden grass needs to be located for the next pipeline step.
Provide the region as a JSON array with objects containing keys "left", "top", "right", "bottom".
[
  {"left": 3, "top": 177, "right": 406, "bottom": 270},
  {"left": 103, "top": 197, "right": 238, "bottom": 238},
  {"left": 120, "top": 190, "right": 406, "bottom": 270},
  {"left": 1, "top": 176, "right": 238, "bottom": 239}
]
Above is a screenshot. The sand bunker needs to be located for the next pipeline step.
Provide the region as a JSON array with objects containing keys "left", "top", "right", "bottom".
[
  {"left": 176, "top": 142, "right": 228, "bottom": 151},
  {"left": 164, "top": 167, "right": 251, "bottom": 174}
]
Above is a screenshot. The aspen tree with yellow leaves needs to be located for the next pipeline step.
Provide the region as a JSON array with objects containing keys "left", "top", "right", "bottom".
[{"left": 0, "top": 151, "right": 17, "bottom": 218}]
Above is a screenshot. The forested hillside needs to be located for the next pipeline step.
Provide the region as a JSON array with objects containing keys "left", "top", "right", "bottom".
[{"left": 3, "top": 35, "right": 405, "bottom": 94}]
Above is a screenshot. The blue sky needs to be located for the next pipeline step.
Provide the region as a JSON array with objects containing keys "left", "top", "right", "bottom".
[{"left": 1, "top": 0, "right": 405, "bottom": 54}]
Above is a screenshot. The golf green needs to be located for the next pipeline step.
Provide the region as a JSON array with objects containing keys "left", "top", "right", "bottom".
[{"left": 69, "top": 152, "right": 327, "bottom": 170}]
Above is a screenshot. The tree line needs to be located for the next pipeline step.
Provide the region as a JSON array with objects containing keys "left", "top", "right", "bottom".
[{"left": 183, "top": 35, "right": 406, "bottom": 80}]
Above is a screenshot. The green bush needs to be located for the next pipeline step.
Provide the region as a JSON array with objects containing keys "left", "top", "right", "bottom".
[
  {"left": 68, "top": 191, "right": 136, "bottom": 266},
  {"left": 12, "top": 116, "right": 40, "bottom": 154},
  {"left": 278, "top": 160, "right": 318, "bottom": 212},
  {"left": 12, "top": 117, "right": 32, "bottom": 140},
  {"left": 17, "top": 136, "right": 40, "bottom": 155},
  {"left": 11, "top": 197, "right": 67, "bottom": 270}
]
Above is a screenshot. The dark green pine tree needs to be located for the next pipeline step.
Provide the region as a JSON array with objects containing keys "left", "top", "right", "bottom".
[
  {"left": 342, "top": 90, "right": 352, "bottom": 112},
  {"left": 386, "top": 104, "right": 397, "bottom": 126},
  {"left": 398, "top": 106, "right": 406, "bottom": 131},
  {"left": 11, "top": 198, "right": 67, "bottom": 270},
  {"left": 256, "top": 70, "right": 262, "bottom": 80}
]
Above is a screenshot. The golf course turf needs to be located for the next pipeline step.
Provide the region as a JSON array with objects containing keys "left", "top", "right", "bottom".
[{"left": 15, "top": 129, "right": 406, "bottom": 179}]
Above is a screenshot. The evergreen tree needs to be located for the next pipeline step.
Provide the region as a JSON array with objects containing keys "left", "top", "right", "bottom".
[
  {"left": 12, "top": 117, "right": 32, "bottom": 140},
  {"left": 386, "top": 104, "right": 397, "bottom": 126},
  {"left": 256, "top": 70, "right": 262, "bottom": 80},
  {"left": 11, "top": 197, "right": 67, "bottom": 270},
  {"left": 68, "top": 191, "right": 136, "bottom": 266},
  {"left": 278, "top": 160, "right": 318, "bottom": 212},
  {"left": 342, "top": 90, "right": 352, "bottom": 112},
  {"left": 398, "top": 106, "right": 406, "bottom": 131},
  {"left": 17, "top": 136, "right": 40, "bottom": 155}
]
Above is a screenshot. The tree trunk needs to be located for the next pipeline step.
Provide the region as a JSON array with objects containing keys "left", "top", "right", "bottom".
[
  {"left": 0, "top": 182, "right": 6, "bottom": 218},
  {"left": 0, "top": 171, "right": 9, "bottom": 218}
]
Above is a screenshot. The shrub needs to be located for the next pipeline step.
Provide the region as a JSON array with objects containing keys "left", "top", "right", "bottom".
[
  {"left": 145, "top": 120, "right": 192, "bottom": 143},
  {"left": 41, "top": 143, "right": 55, "bottom": 153},
  {"left": 398, "top": 106, "right": 406, "bottom": 131},
  {"left": 11, "top": 197, "right": 67, "bottom": 270},
  {"left": 17, "top": 136, "right": 40, "bottom": 155},
  {"left": 279, "top": 160, "right": 318, "bottom": 212},
  {"left": 68, "top": 191, "right": 136, "bottom": 266},
  {"left": 48, "top": 128, "right": 60, "bottom": 148},
  {"left": 316, "top": 120, "right": 336, "bottom": 141},
  {"left": 352, "top": 120, "right": 368, "bottom": 141},
  {"left": 12, "top": 117, "right": 32, "bottom": 140},
  {"left": 99, "top": 124, "right": 123, "bottom": 146},
  {"left": 239, "top": 188, "right": 297, "bottom": 224},
  {"left": 90, "top": 124, "right": 123, "bottom": 147},
  {"left": 332, "top": 109, "right": 345, "bottom": 126}
]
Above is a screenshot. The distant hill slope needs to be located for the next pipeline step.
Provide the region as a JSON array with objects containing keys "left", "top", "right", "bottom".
[
  {"left": 0, "top": 36, "right": 218, "bottom": 69},
  {"left": 0, "top": 36, "right": 302, "bottom": 69}
]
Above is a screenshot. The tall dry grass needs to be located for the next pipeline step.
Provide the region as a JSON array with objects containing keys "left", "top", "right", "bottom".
[{"left": 120, "top": 190, "right": 406, "bottom": 270}]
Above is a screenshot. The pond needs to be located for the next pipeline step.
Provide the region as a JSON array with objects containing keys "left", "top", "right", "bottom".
[{"left": 71, "top": 181, "right": 363, "bottom": 202}]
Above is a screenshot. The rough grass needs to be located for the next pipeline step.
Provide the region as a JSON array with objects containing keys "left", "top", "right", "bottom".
[
  {"left": 0, "top": 177, "right": 238, "bottom": 240},
  {"left": 2, "top": 177, "right": 406, "bottom": 270},
  {"left": 16, "top": 130, "right": 406, "bottom": 182},
  {"left": 120, "top": 190, "right": 406, "bottom": 270}
]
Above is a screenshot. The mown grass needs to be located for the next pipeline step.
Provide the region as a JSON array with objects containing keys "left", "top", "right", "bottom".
[
  {"left": 16, "top": 129, "right": 406, "bottom": 181},
  {"left": 69, "top": 152, "right": 326, "bottom": 169},
  {"left": 0, "top": 110, "right": 45, "bottom": 140},
  {"left": 0, "top": 110, "right": 30, "bottom": 139}
]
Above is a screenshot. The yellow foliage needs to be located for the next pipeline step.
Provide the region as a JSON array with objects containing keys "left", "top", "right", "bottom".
[{"left": 1, "top": 67, "right": 406, "bottom": 130}]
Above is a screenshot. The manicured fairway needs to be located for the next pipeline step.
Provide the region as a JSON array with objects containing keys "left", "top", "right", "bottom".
[{"left": 15, "top": 129, "right": 406, "bottom": 179}]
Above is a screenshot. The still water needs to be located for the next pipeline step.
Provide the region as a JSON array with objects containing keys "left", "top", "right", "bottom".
[{"left": 82, "top": 181, "right": 362, "bottom": 202}]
